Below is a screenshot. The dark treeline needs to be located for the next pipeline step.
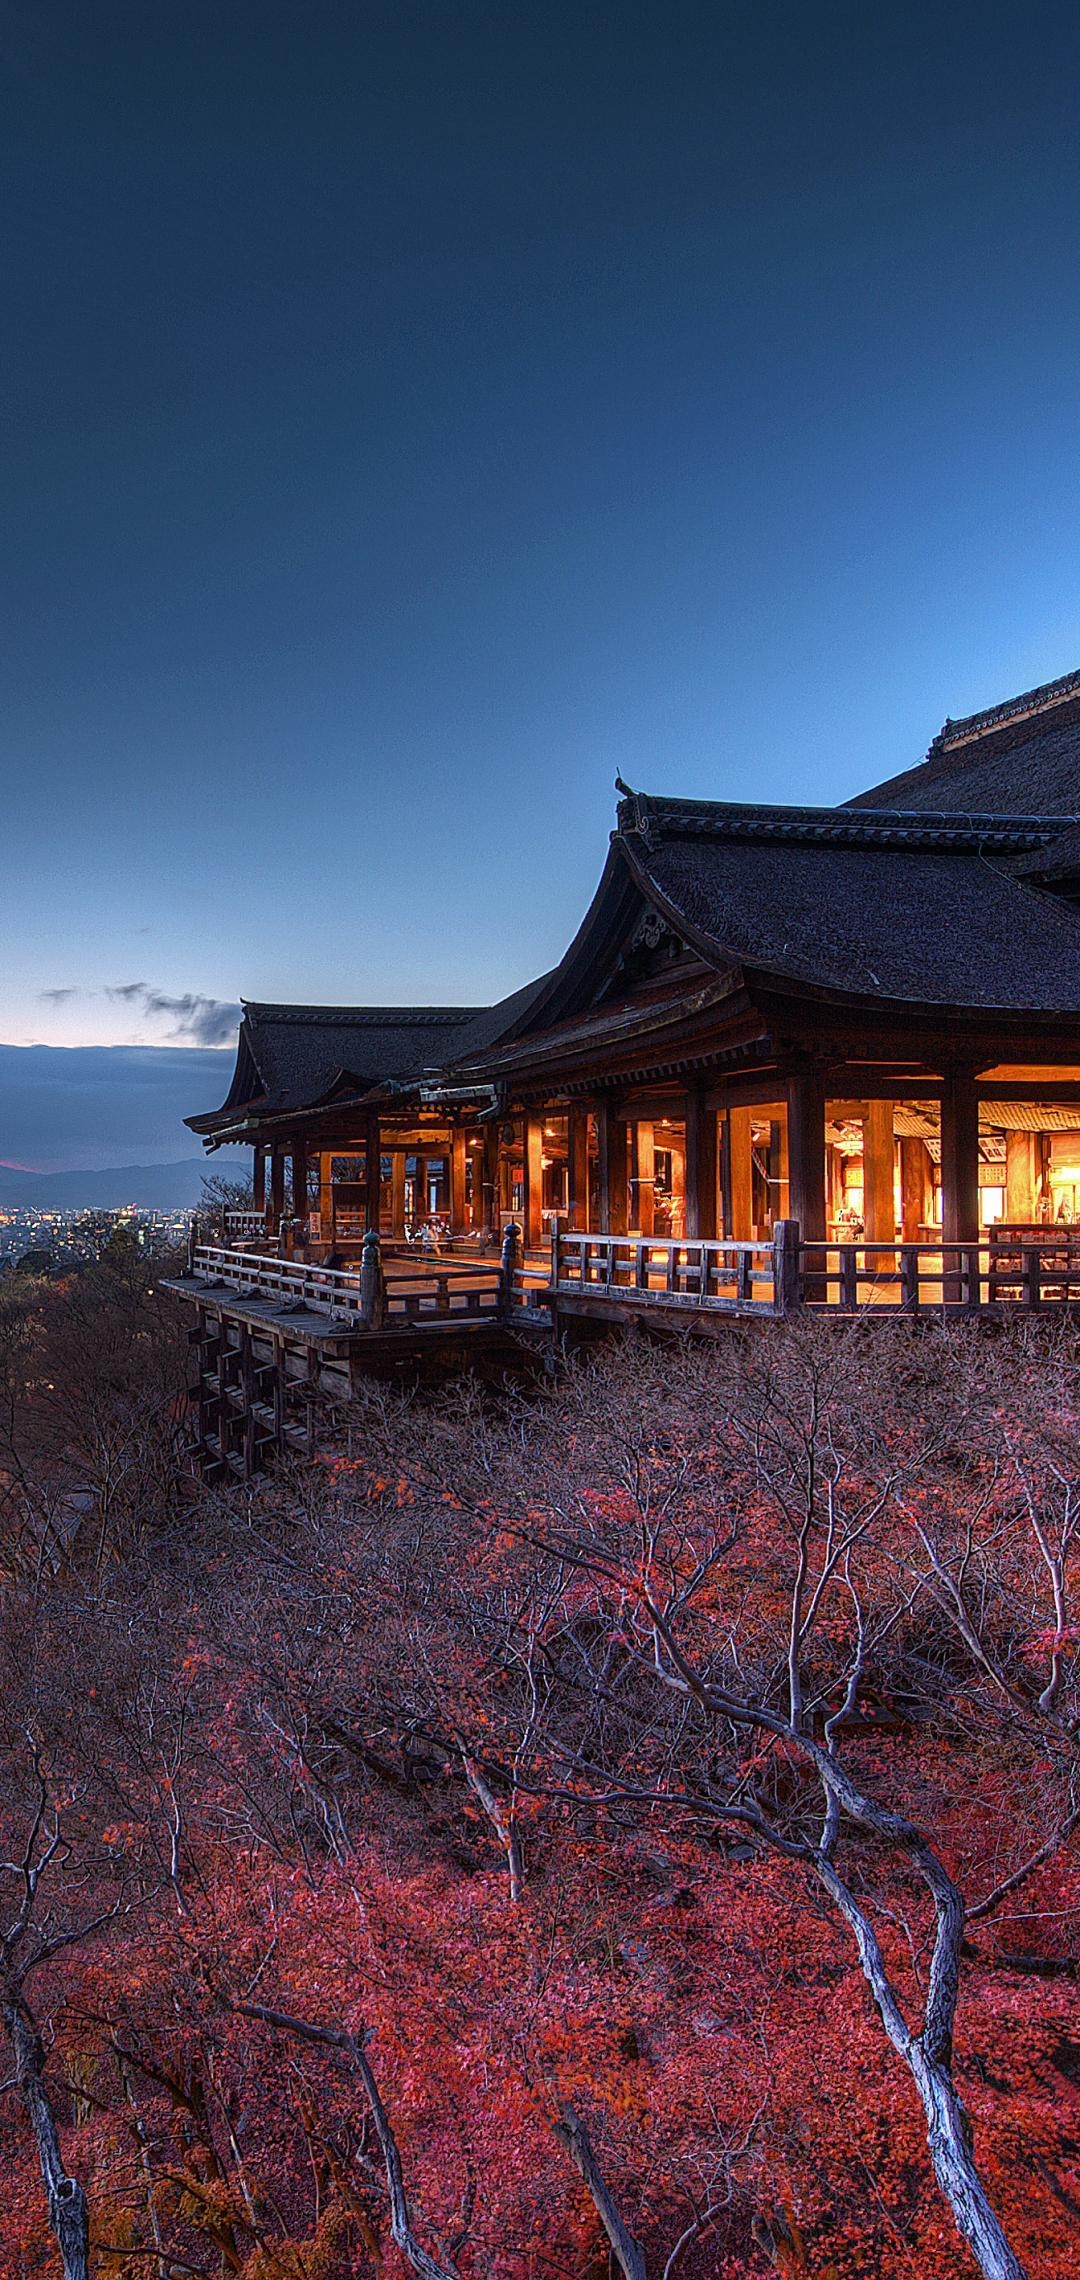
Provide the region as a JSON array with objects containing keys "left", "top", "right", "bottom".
[{"left": 0, "top": 1252, "right": 1077, "bottom": 2279}]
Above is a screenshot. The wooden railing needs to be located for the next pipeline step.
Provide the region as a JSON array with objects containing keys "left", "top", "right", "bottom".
[
  {"left": 553, "top": 1229, "right": 793, "bottom": 1314},
  {"left": 553, "top": 1225, "right": 1080, "bottom": 1317},
  {"left": 798, "top": 1241, "right": 981, "bottom": 1312},
  {"left": 799, "top": 1229, "right": 1080, "bottom": 1312},
  {"left": 224, "top": 1210, "right": 268, "bottom": 1241},
  {"left": 188, "top": 1237, "right": 542, "bottom": 1330},
  {"left": 188, "top": 1223, "right": 1080, "bottom": 1333}
]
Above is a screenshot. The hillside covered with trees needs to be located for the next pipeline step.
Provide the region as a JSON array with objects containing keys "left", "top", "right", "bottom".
[{"left": 0, "top": 1251, "right": 1076, "bottom": 2280}]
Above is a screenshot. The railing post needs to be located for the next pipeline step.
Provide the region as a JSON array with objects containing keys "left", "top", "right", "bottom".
[
  {"left": 551, "top": 1221, "right": 560, "bottom": 1291},
  {"left": 772, "top": 1219, "right": 800, "bottom": 1315},
  {"left": 360, "top": 1228, "right": 387, "bottom": 1329},
  {"left": 900, "top": 1245, "right": 920, "bottom": 1311},
  {"left": 839, "top": 1246, "right": 858, "bottom": 1312},
  {"left": 499, "top": 1220, "right": 523, "bottom": 1317},
  {"left": 1022, "top": 1243, "right": 1043, "bottom": 1312},
  {"left": 962, "top": 1243, "right": 982, "bottom": 1313},
  {"left": 186, "top": 1213, "right": 200, "bottom": 1276}
]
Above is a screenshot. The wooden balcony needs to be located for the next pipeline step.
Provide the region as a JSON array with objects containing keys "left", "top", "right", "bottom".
[
  {"left": 550, "top": 1224, "right": 1080, "bottom": 1321},
  {"left": 182, "top": 1240, "right": 549, "bottom": 1329},
  {"left": 166, "top": 1221, "right": 1080, "bottom": 1484}
]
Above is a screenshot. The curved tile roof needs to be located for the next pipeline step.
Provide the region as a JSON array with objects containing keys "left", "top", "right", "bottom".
[
  {"left": 189, "top": 1003, "right": 486, "bottom": 1129},
  {"left": 853, "top": 667, "right": 1080, "bottom": 815},
  {"left": 187, "top": 976, "right": 553, "bottom": 1134},
  {"left": 621, "top": 797, "right": 1080, "bottom": 1011}
]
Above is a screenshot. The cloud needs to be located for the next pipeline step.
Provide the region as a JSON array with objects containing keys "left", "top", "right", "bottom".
[
  {"left": 142, "top": 991, "right": 241, "bottom": 1046},
  {"left": 38, "top": 987, "right": 79, "bottom": 1004},
  {"left": 107, "top": 983, "right": 240, "bottom": 1045}
]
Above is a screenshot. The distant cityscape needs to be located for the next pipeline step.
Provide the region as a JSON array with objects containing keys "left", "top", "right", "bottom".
[{"left": 0, "top": 1203, "right": 193, "bottom": 1275}]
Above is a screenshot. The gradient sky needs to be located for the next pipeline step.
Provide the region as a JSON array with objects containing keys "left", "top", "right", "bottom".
[{"left": 6, "top": 1, "right": 1080, "bottom": 1082}]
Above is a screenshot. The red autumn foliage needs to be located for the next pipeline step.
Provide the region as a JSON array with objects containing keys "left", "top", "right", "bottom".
[{"left": 0, "top": 1265, "right": 1077, "bottom": 2278}]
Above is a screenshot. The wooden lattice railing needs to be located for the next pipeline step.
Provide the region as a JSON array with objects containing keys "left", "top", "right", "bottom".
[
  {"left": 223, "top": 1210, "right": 268, "bottom": 1240},
  {"left": 187, "top": 1238, "right": 543, "bottom": 1330},
  {"left": 552, "top": 1230, "right": 790, "bottom": 1314},
  {"left": 553, "top": 1224, "right": 1080, "bottom": 1315},
  {"left": 186, "top": 1222, "right": 1080, "bottom": 1332}
]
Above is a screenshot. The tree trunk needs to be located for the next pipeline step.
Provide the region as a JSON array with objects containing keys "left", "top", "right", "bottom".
[
  {"left": 5, "top": 2000, "right": 90, "bottom": 2280},
  {"left": 553, "top": 2104, "right": 646, "bottom": 2280},
  {"left": 909, "top": 2047, "right": 1028, "bottom": 2280}
]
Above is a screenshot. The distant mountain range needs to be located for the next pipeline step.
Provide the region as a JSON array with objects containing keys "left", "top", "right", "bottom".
[{"left": 0, "top": 1158, "right": 215, "bottom": 1210}]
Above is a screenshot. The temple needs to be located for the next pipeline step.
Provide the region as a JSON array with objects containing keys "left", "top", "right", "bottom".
[
  {"left": 190, "top": 664, "right": 1080, "bottom": 1259},
  {"left": 172, "top": 665, "right": 1080, "bottom": 1471}
]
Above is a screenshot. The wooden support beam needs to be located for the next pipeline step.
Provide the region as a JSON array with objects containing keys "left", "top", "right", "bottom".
[
  {"left": 291, "top": 1144, "right": 308, "bottom": 1231},
  {"left": 450, "top": 1127, "right": 467, "bottom": 1234},
  {"left": 319, "top": 1152, "right": 333, "bottom": 1244},
  {"left": 728, "top": 1106, "right": 756, "bottom": 1239},
  {"left": 900, "top": 1137, "right": 932, "bottom": 1242},
  {"left": 523, "top": 1113, "right": 544, "bottom": 1248},
  {"left": 269, "top": 1148, "right": 285, "bottom": 1234},
  {"left": 941, "top": 1069, "right": 980, "bottom": 1243},
  {"left": 252, "top": 1147, "right": 266, "bottom": 1213},
  {"left": 786, "top": 1069, "right": 826, "bottom": 1242},
  {"left": 413, "top": 1155, "right": 427, "bottom": 1225},
  {"left": 364, "top": 1114, "right": 382, "bottom": 1234},
  {"left": 719, "top": 1112, "right": 732, "bottom": 1239},
  {"left": 480, "top": 1125, "right": 499, "bottom": 1233},
  {"left": 768, "top": 1116, "right": 789, "bottom": 1228},
  {"left": 634, "top": 1121, "right": 655, "bottom": 1236},
  {"left": 862, "top": 1099, "right": 895, "bottom": 1243},
  {"left": 567, "top": 1106, "right": 590, "bottom": 1232},
  {"left": 685, "top": 1088, "right": 718, "bottom": 1239},
  {"left": 1006, "top": 1131, "right": 1037, "bottom": 1222},
  {"left": 596, "top": 1099, "right": 628, "bottom": 1235},
  {"left": 390, "top": 1150, "right": 407, "bottom": 1238}
]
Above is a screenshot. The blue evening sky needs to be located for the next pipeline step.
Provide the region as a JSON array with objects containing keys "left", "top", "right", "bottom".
[{"left": 4, "top": 2, "right": 1080, "bottom": 1158}]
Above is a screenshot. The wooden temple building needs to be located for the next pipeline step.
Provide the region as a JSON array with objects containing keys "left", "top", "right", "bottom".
[
  {"left": 190, "top": 665, "right": 1080, "bottom": 1261},
  {"left": 172, "top": 664, "right": 1080, "bottom": 1470}
]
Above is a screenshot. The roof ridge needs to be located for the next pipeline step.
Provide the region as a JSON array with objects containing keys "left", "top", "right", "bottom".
[
  {"left": 932, "top": 665, "right": 1080, "bottom": 754},
  {"left": 241, "top": 1002, "right": 485, "bottom": 1026},
  {"left": 617, "top": 792, "right": 1073, "bottom": 853}
]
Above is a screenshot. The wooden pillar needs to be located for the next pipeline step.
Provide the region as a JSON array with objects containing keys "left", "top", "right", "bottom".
[
  {"left": 290, "top": 1143, "right": 308, "bottom": 1230},
  {"left": 596, "top": 1099, "right": 628, "bottom": 1235},
  {"left": 669, "top": 1137, "right": 685, "bottom": 1234},
  {"left": 268, "top": 1147, "right": 285, "bottom": 1233},
  {"left": 719, "top": 1112, "right": 732, "bottom": 1238},
  {"left": 479, "top": 1126, "right": 499, "bottom": 1233},
  {"left": 523, "top": 1113, "right": 544, "bottom": 1248},
  {"left": 685, "top": 1088, "right": 718, "bottom": 1239},
  {"left": 862, "top": 1100, "right": 895, "bottom": 1243},
  {"left": 826, "top": 1139, "right": 843, "bottom": 1226},
  {"left": 900, "top": 1138, "right": 932, "bottom": 1242},
  {"left": 364, "top": 1113, "right": 382, "bottom": 1233},
  {"left": 468, "top": 1139, "right": 483, "bottom": 1229},
  {"left": 786, "top": 1069, "right": 826, "bottom": 1242},
  {"left": 413, "top": 1155, "right": 427, "bottom": 1224},
  {"left": 1006, "top": 1131, "right": 1037, "bottom": 1223},
  {"left": 252, "top": 1147, "right": 266, "bottom": 1213},
  {"left": 634, "top": 1121, "right": 655, "bottom": 1235},
  {"left": 450, "top": 1127, "right": 467, "bottom": 1234},
  {"left": 941, "top": 1070, "right": 980, "bottom": 1243},
  {"left": 729, "top": 1106, "right": 755, "bottom": 1239},
  {"left": 391, "top": 1150, "right": 407, "bottom": 1238},
  {"left": 319, "top": 1152, "right": 333, "bottom": 1243},
  {"left": 567, "top": 1106, "right": 590, "bottom": 1231}
]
